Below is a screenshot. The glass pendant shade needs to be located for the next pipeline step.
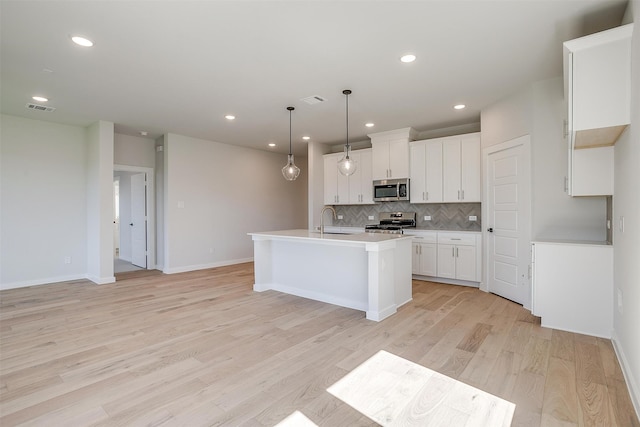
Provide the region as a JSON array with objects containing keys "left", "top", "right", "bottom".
[
  {"left": 282, "top": 106, "right": 300, "bottom": 181},
  {"left": 338, "top": 89, "right": 357, "bottom": 176},
  {"left": 337, "top": 146, "right": 357, "bottom": 176},
  {"left": 282, "top": 154, "right": 301, "bottom": 181}
]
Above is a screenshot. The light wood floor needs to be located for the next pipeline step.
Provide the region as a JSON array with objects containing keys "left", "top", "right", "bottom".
[{"left": 0, "top": 263, "right": 638, "bottom": 426}]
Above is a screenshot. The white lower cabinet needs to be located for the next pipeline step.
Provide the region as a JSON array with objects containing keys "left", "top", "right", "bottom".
[
  {"left": 410, "top": 233, "right": 437, "bottom": 276},
  {"left": 531, "top": 241, "right": 613, "bottom": 338},
  {"left": 405, "top": 230, "right": 481, "bottom": 285}
]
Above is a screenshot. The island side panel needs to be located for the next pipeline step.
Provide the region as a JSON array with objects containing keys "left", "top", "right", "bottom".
[
  {"left": 268, "top": 239, "right": 369, "bottom": 312},
  {"left": 366, "top": 240, "right": 398, "bottom": 321},
  {"left": 394, "top": 238, "right": 413, "bottom": 307},
  {"left": 252, "top": 236, "right": 274, "bottom": 291}
]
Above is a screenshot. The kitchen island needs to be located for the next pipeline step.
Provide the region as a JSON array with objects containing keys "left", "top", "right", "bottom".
[{"left": 248, "top": 229, "right": 412, "bottom": 321}]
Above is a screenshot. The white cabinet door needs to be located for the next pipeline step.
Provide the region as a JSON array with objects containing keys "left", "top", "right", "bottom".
[
  {"left": 418, "top": 243, "right": 437, "bottom": 276},
  {"left": 410, "top": 143, "right": 426, "bottom": 203},
  {"left": 323, "top": 153, "right": 348, "bottom": 204},
  {"left": 460, "top": 134, "right": 481, "bottom": 202},
  {"left": 372, "top": 141, "right": 390, "bottom": 180},
  {"left": 411, "top": 242, "right": 421, "bottom": 274},
  {"left": 442, "top": 134, "right": 480, "bottom": 202},
  {"left": 442, "top": 138, "right": 462, "bottom": 202},
  {"left": 437, "top": 244, "right": 456, "bottom": 279},
  {"left": 323, "top": 155, "right": 338, "bottom": 204},
  {"left": 348, "top": 150, "right": 373, "bottom": 204},
  {"left": 388, "top": 138, "right": 410, "bottom": 178},
  {"left": 425, "top": 140, "right": 443, "bottom": 202},
  {"left": 455, "top": 245, "right": 476, "bottom": 281},
  {"left": 359, "top": 150, "right": 373, "bottom": 204}
]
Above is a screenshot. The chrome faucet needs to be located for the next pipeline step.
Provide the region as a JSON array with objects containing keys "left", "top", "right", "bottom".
[{"left": 320, "top": 206, "right": 337, "bottom": 235}]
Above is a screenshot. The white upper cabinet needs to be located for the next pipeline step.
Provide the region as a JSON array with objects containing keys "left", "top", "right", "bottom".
[
  {"left": 369, "top": 127, "right": 417, "bottom": 180},
  {"left": 564, "top": 23, "right": 632, "bottom": 196},
  {"left": 348, "top": 149, "right": 373, "bottom": 204},
  {"left": 411, "top": 132, "right": 480, "bottom": 203},
  {"left": 323, "top": 149, "right": 373, "bottom": 205},
  {"left": 410, "top": 139, "right": 443, "bottom": 203}
]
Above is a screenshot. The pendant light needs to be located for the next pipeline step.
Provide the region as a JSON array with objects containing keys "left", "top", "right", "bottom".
[
  {"left": 282, "top": 106, "right": 301, "bottom": 181},
  {"left": 337, "top": 89, "right": 357, "bottom": 176}
]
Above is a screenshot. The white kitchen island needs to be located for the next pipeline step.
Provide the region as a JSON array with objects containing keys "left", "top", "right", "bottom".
[{"left": 248, "top": 229, "right": 413, "bottom": 321}]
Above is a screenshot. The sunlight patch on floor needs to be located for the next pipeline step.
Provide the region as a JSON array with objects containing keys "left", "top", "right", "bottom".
[
  {"left": 274, "top": 410, "right": 318, "bottom": 427},
  {"left": 327, "top": 350, "right": 515, "bottom": 426}
]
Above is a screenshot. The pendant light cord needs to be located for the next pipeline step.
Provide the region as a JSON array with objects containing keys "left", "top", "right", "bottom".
[
  {"left": 289, "top": 108, "right": 292, "bottom": 155},
  {"left": 345, "top": 92, "right": 349, "bottom": 151}
]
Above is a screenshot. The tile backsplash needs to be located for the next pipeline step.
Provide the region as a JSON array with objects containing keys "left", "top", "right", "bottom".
[{"left": 332, "top": 202, "right": 481, "bottom": 231}]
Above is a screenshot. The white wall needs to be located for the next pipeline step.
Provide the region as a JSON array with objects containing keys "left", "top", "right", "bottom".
[
  {"left": 163, "top": 133, "right": 307, "bottom": 273},
  {"left": 0, "top": 114, "right": 88, "bottom": 289},
  {"left": 613, "top": 0, "right": 640, "bottom": 414},
  {"left": 155, "top": 136, "right": 165, "bottom": 270},
  {"left": 85, "top": 121, "right": 115, "bottom": 284},
  {"left": 114, "top": 133, "right": 156, "bottom": 168},
  {"left": 531, "top": 78, "right": 607, "bottom": 241},
  {"left": 481, "top": 80, "right": 607, "bottom": 241}
]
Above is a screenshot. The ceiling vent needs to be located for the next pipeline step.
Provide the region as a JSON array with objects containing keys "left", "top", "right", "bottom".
[
  {"left": 25, "top": 103, "right": 56, "bottom": 112},
  {"left": 301, "top": 95, "right": 327, "bottom": 105}
]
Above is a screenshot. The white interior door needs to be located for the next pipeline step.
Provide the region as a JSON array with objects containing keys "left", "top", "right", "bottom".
[
  {"left": 485, "top": 136, "right": 531, "bottom": 307},
  {"left": 131, "top": 173, "right": 147, "bottom": 268}
]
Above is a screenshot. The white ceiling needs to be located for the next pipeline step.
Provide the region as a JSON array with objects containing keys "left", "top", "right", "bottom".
[{"left": 0, "top": 1, "right": 628, "bottom": 155}]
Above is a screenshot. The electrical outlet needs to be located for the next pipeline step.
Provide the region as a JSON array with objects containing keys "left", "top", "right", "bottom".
[
  {"left": 64, "top": 256, "right": 72, "bottom": 264},
  {"left": 368, "top": 215, "right": 374, "bottom": 220},
  {"left": 424, "top": 215, "right": 431, "bottom": 221},
  {"left": 469, "top": 215, "right": 478, "bottom": 221},
  {"left": 617, "top": 288, "right": 623, "bottom": 314},
  {"left": 337, "top": 215, "right": 343, "bottom": 220}
]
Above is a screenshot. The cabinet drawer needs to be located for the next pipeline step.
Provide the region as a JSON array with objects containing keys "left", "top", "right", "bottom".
[
  {"left": 405, "top": 231, "right": 437, "bottom": 243},
  {"left": 437, "top": 233, "right": 476, "bottom": 246}
]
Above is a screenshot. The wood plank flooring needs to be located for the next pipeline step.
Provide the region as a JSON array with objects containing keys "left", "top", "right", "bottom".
[{"left": 1, "top": 263, "right": 638, "bottom": 426}]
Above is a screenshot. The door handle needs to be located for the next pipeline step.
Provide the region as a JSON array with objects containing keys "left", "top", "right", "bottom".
[{"left": 487, "top": 227, "right": 493, "bottom": 233}]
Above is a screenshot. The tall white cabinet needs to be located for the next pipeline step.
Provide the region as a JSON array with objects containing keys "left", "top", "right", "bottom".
[
  {"left": 323, "top": 149, "right": 373, "bottom": 205},
  {"left": 369, "top": 128, "right": 417, "bottom": 180},
  {"left": 564, "top": 23, "right": 633, "bottom": 196},
  {"left": 410, "top": 132, "right": 480, "bottom": 203}
]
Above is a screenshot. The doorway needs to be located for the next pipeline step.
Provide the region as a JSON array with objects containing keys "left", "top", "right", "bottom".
[
  {"left": 113, "top": 165, "right": 155, "bottom": 275},
  {"left": 483, "top": 135, "right": 532, "bottom": 309}
]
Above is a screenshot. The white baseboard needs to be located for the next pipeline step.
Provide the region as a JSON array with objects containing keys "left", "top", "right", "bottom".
[
  {"left": 163, "top": 257, "right": 253, "bottom": 275},
  {"left": 0, "top": 274, "right": 87, "bottom": 291},
  {"left": 612, "top": 331, "right": 640, "bottom": 420},
  {"left": 86, "top": 275, "right": 116, "bottom": 285}
]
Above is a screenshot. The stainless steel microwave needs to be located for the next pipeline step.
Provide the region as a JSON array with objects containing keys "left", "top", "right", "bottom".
[{"left": 373, "top": 178, "right": 409, "bottom": 202}]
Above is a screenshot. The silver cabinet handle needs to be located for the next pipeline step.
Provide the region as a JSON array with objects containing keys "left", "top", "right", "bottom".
[
  {"left": 456, "top": 247, "right": 459, "bottom": 257},
  {"left": 458, "top": 190, "right": 461, "bottom": 200},
  {"left": 426, "top": 191, "right": 429, "bottom": 200},
  {"left": 452, "top": 247, "right": 455, "bottom": 257},
  {"left": 461, "top": 190, "right": 464, "bottom": 200},
  {"left": 422, "top": 191, "right": 425, "bottom": 201}
]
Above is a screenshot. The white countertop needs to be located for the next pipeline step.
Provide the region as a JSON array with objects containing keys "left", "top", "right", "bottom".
[
  {"left": 532, "top": 239, "right": 612, "bottom": 247},
  {"left": 249, "top": 229, "right": 413, "bottom": 244}
]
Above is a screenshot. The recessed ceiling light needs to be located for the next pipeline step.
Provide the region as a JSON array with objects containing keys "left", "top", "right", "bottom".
[
  {"left": 302, "top": 136, "right": 310, "bottom": 141},
  {"left": 71, "top": 35, "right": 94, "bottom": 47},
  {"left": 454, "top": 104, "right": 466, "bottom": 110},
  {"left": 268, "top": 143, "right": 276, "bottom": 147},
  {"left": 32, "top": 96, "right": 48, "bottom": 102},
  {"left": 365, "top": 123, "right": 375, "bottom": 128},
  {"left": 140, "top": 131, "right": 148, "bottom": 136},
  {"left": 400, "top": 54, "right": 416, "bottom": 63},
  {"left": 225, "top": 115, "right": 236, "bottom": 120}
]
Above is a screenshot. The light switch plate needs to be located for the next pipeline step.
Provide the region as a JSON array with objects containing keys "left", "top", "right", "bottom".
[
  {"left": 469, "top": 215, "right": 478, "bottom": 221},
  {"left": 424, "top": 215, "right": 431, "bottom": 221},
  {"left": 368, "top": 215, "right": 375, "bottom": 220},
  {"left": 337, "top": 215, "right": 343, "bottom": 220}
]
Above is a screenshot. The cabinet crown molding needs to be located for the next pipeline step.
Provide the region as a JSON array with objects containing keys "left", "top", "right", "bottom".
[{"left": 367, "top": 127, "right": 418, "bottom": 141}]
